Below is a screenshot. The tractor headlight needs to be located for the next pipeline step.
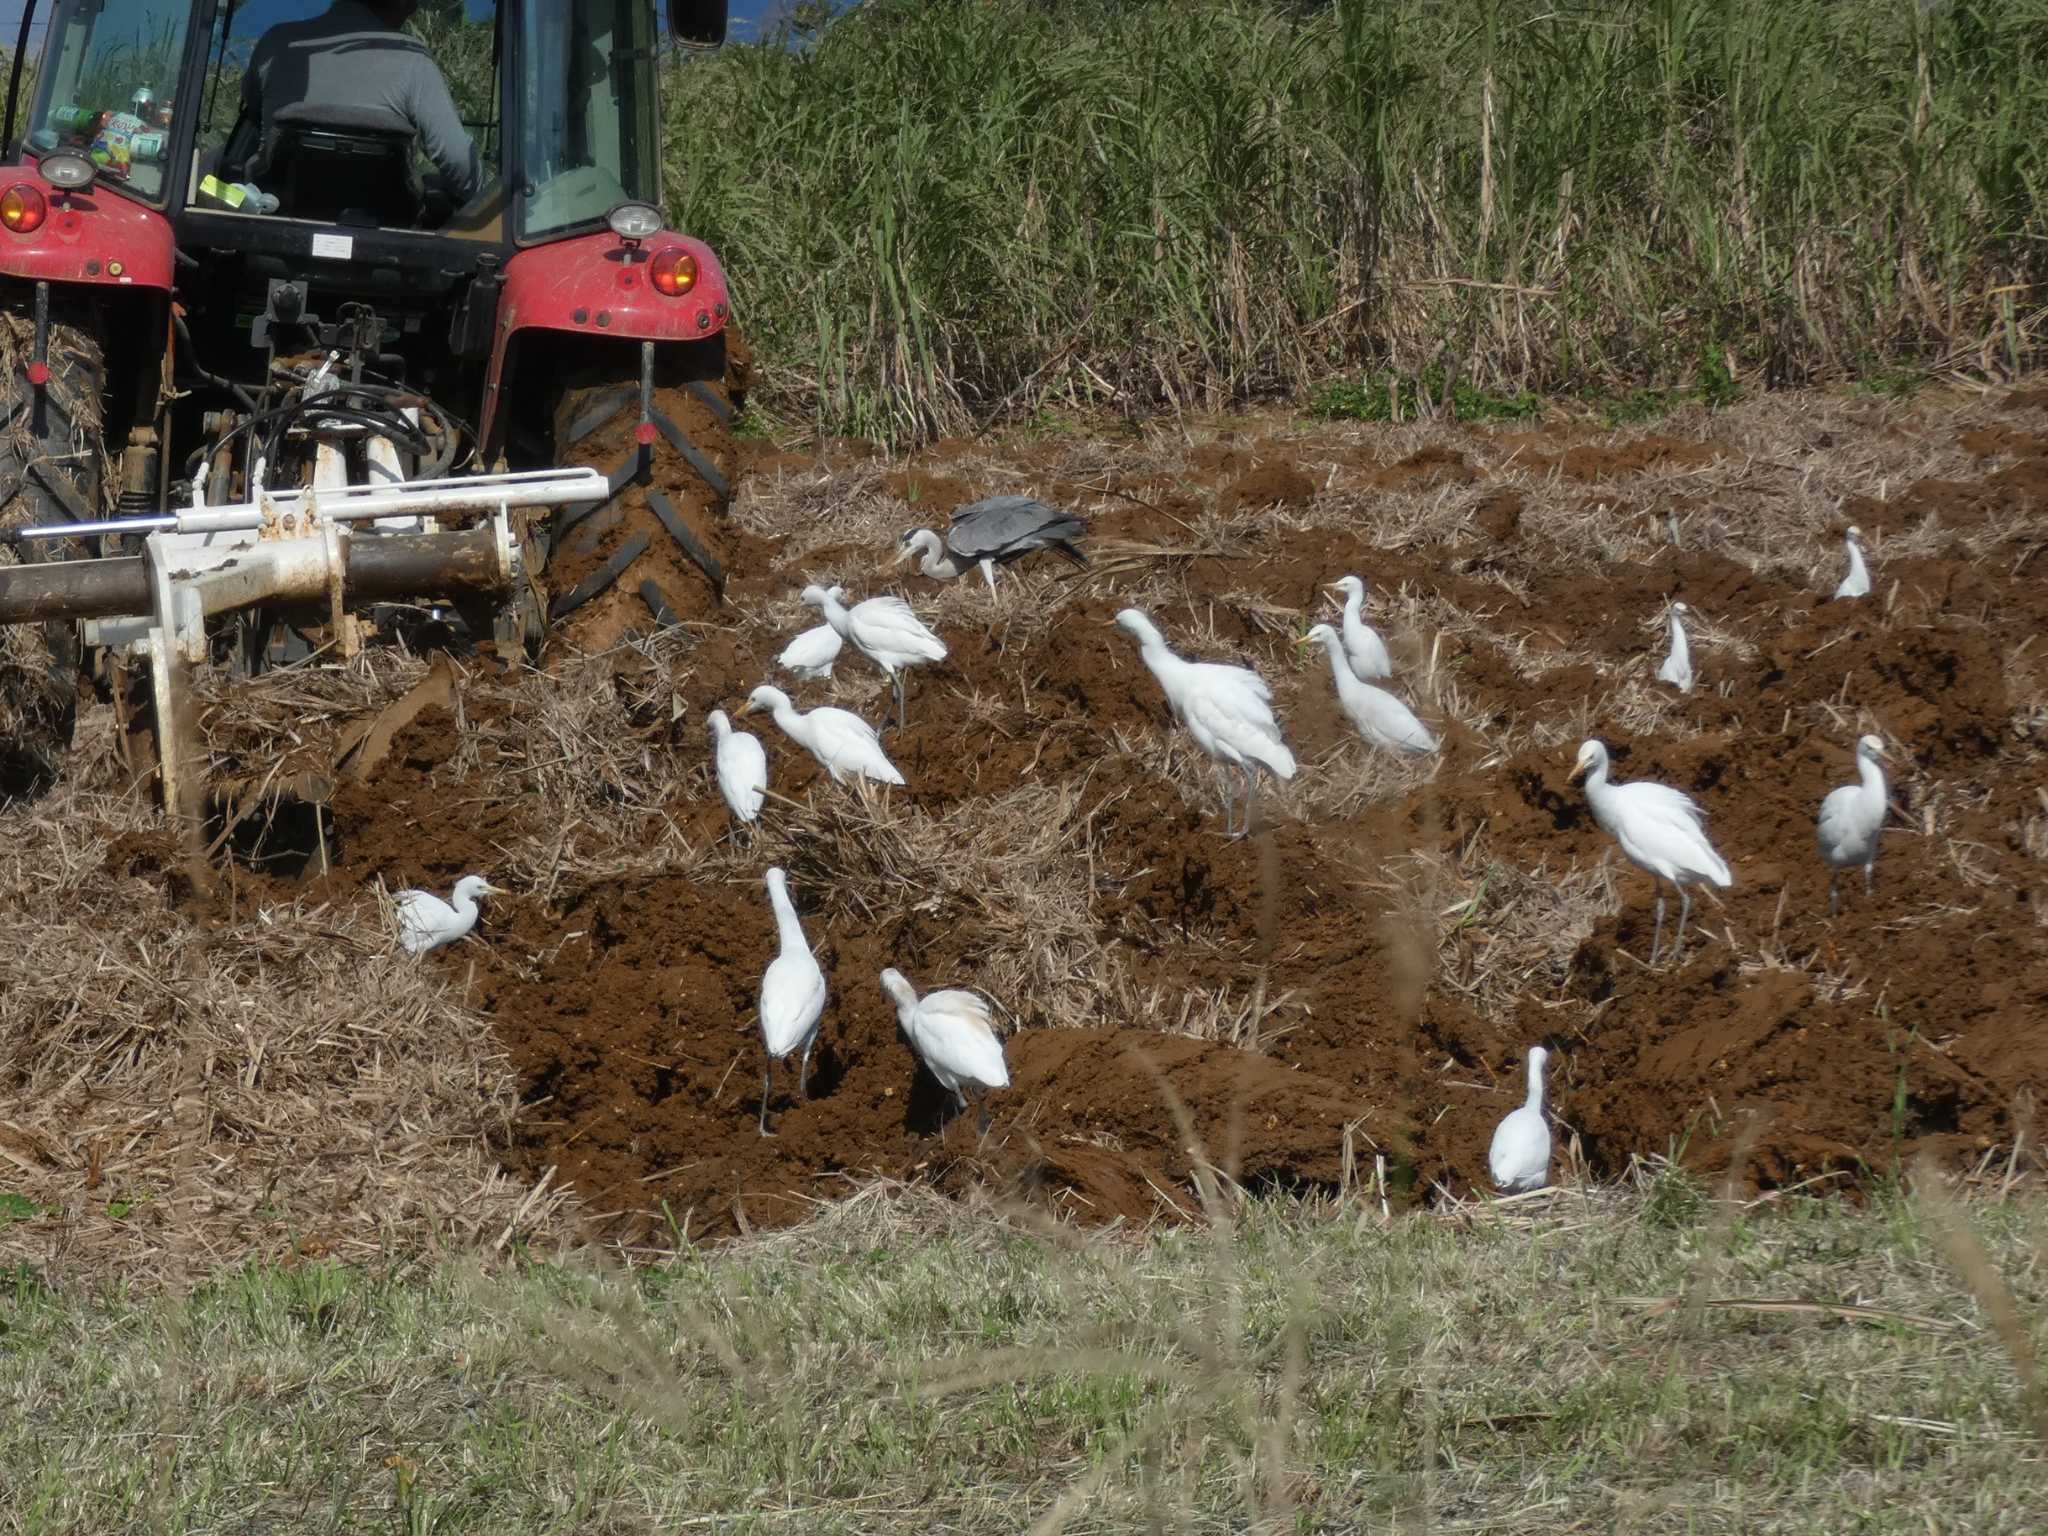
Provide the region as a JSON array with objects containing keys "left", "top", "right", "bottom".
[
  {"left": 649, "top": 245, "right": 698, "bottom": 297},
  {"left": 606, "top": 201, "right": 664, "bottom": 242},
  {"left": 38, "top": 153, "right": 95, "bottom": 191},
  {"left": 0, "top": 183, "right": 47, "bottom": 233}
]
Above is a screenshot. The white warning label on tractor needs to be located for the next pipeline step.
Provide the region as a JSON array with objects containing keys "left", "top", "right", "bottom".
[{"left": 311, "top": 232, "right": 354, "bottom": 260}]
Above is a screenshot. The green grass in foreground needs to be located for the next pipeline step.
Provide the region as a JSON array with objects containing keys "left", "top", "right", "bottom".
[{"left": 4, "top": 1177, "right": 2047, "bottom": 1532}]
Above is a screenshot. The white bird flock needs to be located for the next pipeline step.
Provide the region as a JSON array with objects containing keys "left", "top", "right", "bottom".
[
  {"left": 1303, "top": 623, "right": 1436, "bottom": 755},
  {"left": 394, "top": 874, "right": 504, "bottom": 955}
]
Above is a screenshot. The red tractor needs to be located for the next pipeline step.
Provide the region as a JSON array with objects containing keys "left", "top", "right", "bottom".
[{"left": 0, "top": 0, "right": 743, "bottom": 813}]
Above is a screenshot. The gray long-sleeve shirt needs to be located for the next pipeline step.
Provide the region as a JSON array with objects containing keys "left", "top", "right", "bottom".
[{"left": 242, "top": 0, "right": 482, "bottom": 201}]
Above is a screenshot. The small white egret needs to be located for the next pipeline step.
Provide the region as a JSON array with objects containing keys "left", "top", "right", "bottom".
[
  {"left": 393, "top": 874, "right": 504, "bottom": 955},
  {"left": 1303, "top": 624, "right": 1437, "bottom": 755},
  {"left": 758, "top": 867, "right": 827, "bottom": 1136},
  {"left": 777, "top": 622, "right": 843, "bottom": 681},
  {"left": 802, "top": 583, "right": 948, "bottom": 729},
  {"left": 741, "top": 685, "right": 904, "bottom": 786},
  {"left": 707, "top": 707, "right": 768, "bottom": 826},
  {"left": 895, "top": 495, "right": 1088, "bottom": 593},
  {"left": 1570, "top": 738, "right": 1733, "bottom": 966},
  {"left": 1818, "top": 734, "right": 1890, "bottom": 916},
  {"left": 1488, "top": 1046, "right": 1552, "bottom": 1193},
  {"left": 1832, "top": 525, "right": 1872, "bottom": 600},
  {"left": 1114, "top": 608, "right": 1297, "bottom": 837},
  {"left": 878, "top": 967, "right": 1010, "bottom": 1133},
  {"left": 1656, "top": 601, "right": 1694, "bottom": 694},
  {"left": 1326, "top": 574, "right": 1393, "bottom": 680}
]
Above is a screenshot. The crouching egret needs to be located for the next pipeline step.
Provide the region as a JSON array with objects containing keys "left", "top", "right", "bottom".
[
  {"left": 758, "top": 867, "right": 827, "bottom": 1136},
  {"left": 1818, "top": 734, "right": 1890, "bottom": 916},
  {"left": 896, "top": 494, "right": 1089, "bottom": 593},
  {"left": 742, "top": 685, "right": 904, "bottom": 786},
  {"left": 394, "top": 874, "right": 504, "bottom": 955},
  {"left": 1326, "top": 574, "right": 1393, "bottom": 680},
  {"left": 707, "top": 707, "right": 768, "bottom": 826},
  {"left": 802, "top": 584, "right": 947, "bottom": 729},
  {"left": 1114, "top": 608, "right": 1296, "bottom": 837},
  {"left": 1489, "top": 1046, "right": 1552, "bottom": 1192},
  {"left": 1832, "top": 526, "right": 1871, "bottom": 600},
  {"left": 1656, "top": 602, "right": 1694, "bottom": 694},
  {"left": 1570, "top": 739, "right": 1732, "bottom": 966},
  {"left": 778, "top": 622, "right": 843, "bottom": 681},
  {"left": 1303, "top": 624, "right": 1437, "bottom": 755},
  {"left": 878, "top": 967, "right": 1010, "bottom": 1134}
]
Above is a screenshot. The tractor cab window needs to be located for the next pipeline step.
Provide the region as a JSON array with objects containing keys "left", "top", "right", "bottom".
[
  {"left": 515, "top": 0, "right": 660, "bottom": 240},
  {"left": 191, "top": 0, "right": 501, "bottom": 232},
  {"left": 24, "top": 0, "right": 194, "bottom": 204}
]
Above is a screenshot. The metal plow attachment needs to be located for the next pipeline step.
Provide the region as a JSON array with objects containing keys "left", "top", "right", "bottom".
[{"left": 0, "top": 466, "right": 606, "bottom": 821}]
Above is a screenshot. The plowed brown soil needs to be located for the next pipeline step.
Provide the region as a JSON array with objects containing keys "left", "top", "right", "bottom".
[{"left": 116, "top": 388, "right": 2048, "bottom": 1247}]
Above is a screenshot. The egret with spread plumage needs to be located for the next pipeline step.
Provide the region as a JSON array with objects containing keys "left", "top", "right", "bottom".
[
  {"left": 802, "top": 584, "right": 947, "bottom": 729},
  {"left": 1571, "top": 738, "right": 1732, "bottom": 966},
  {"left": 879, "top": 967, "right": 1010, "bottom": 1134}
]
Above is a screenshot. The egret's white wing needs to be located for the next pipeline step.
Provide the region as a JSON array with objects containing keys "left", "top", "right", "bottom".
[
  {"left": 1488, "top": 1104, "right": 1551, "bottom": 1191},
  {"left": 849, "top": 595, "right": 948, "bottom": 664},
  {"left": 778, "top": 624, "right": 843, "bottom": 679},
  {"left": 1344, "top": 682, "right": 1436, "bottom": 755},
  {"left": 1182, "top": 684, "right": 1297, "bottom": 780},
  {"left": 761, "top": 951, "right": 826, "bottom": 1057},
  {"left": 1608, "top": 783, "right": 1732, "bottom": 887},
  {"left": 1816, "top": 783, "right": 1879, "bottom": 867},
  {"left": 394, "top": 889, "right": 458, "bottom": 954},
  {"left": 1342, "top": 622, "right": 1394, "bottom": 681},
  {"left": 717, "top": 729, "right": 769, "bottom": 822},
  {"left": 806, "top": 706, "right": 905, "bottom": 785},
  {"left": 1186, "top": 658, "right": 1273, "bottom": 709},
  {"left": 910, "top": 992, "right": 1009, "bottom": 1093}
]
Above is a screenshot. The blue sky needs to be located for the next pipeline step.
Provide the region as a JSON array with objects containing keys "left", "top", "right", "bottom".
[{"left": 0, "top": 2, "right": 784, "bottom": 48}]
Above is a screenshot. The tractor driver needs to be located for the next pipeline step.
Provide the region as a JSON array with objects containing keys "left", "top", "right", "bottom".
[{"left": 237, "top": 0, "right": 484, "bottom": 209}]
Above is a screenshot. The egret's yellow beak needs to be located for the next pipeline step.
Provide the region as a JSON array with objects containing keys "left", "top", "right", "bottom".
[
  {"left": 1567, "top": 759, "right": 1591, "bottom": 784},
  {"left": 480, "top": 883, "right": 509, "bottom": 897},
  {"left": 737, "top": 699, "right": 758, "bottom": 716},
  {"left": 890, "top": 542, "right": 914, "bottom": 567}
]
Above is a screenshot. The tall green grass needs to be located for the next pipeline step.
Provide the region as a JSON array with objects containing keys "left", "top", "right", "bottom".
[{"left": 665, "top": 0, "right": 2048, "bottom": 441}]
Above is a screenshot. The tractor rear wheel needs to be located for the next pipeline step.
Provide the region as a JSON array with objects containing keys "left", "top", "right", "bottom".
[
  {"left": 0, "top": 313, "right": 104, "bottom": 798},
  {"left": 540, "top": 333, "right": 749, "bottom": 653}
]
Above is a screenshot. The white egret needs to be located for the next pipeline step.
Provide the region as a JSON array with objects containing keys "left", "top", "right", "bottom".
[
  {"left": 1488, "top": 1046, "right": 1552, "bottom": 1193},
  {"left": 1113, "top": 608, "right": 1297, "bottom": 837},
  {"left": 1656, "top": 601, "right": 1694, "bottom": 694},
  {"left": 1817, "top": 734, "right": 1890, "bottom": 916},
  {"left": 1303, "top": 623, "right": 1437, "bottom": 755},
  {"left": 802, "top": 583, "right": 948, "bottom": 729},
  {"left": 1570, "top": 738, "right": 1732, "bottom": 966},
  {"left": 707, "top": 707, "right": 768, "bottom": 826},
  {"left": 1326, "top": 574, "right": 1393, "bottom": 680},
  {"left": 777, "top": 622, "right": 843, "bottom": 681},
  {"left": 896, "top": 495, "right": 1089, "bottom": 593},
  {"left": 757, "top": 867, "right": 827, "bottom": 1136},
  {"left": 741, "top": 685, "right": 904, "bottom": 786},
  {"left": 1832, "top": 525, "right": 1871, "bottom": 600},
  {"left": 878, "top": 967, "right": 1010, "bottom": 1133},
  {"left": 393, "top": 874, "right": 504, "bottom": 955}
]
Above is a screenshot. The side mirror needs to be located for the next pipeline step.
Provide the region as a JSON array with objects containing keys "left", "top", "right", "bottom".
[{"left": 667, "top": 0, "right": 727, "bottom": 46}]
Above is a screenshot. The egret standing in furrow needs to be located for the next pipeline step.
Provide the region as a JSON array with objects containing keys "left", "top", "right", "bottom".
[
  {"left": 757, "top": 867, "right": 827, "bottom": 1137},
  {"left": 879, "top": 968, "right": 1010, "bottom": 1134},
  {"left": 1817, "top": 734, "right": 1891, "bottom": 916},
  {"left": 1326, "top": 574, "right": 1393, "bottom": 680},
  {"left": 741, "top": 685, "right": 904, "bottom": 786},
  {"left": 1488, "top": 1045, "right": 1552, "bottom": 1193},
  {"left": 1570, "top": 739, "right": 1732, "bottom": 967},
  {"left": 1656, "top": 601, "right": 1694, "bottom": 694},
  {"left": 895, "top": 494, "right": 1089, "bottom": 593},
  {"left": 802, "top": 584, "right": 947, "bottom": 730},
  {"left": 707, "top": 707, "right": 768, "bottom": 827},
  {"left": 394, "top": 874, "right": 505, "bottom": 955},
  {"left": 1832, "top": 525, "right": 1872, "bottom": 600},
  {"left": 1114, "top": 608, "right": 1296, "bottom": 837},
  {"left": 1302, "top": 623, "right": 1437, "bottom": 755}
]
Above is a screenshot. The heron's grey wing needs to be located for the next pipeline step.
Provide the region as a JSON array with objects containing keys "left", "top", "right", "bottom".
[{"left": 947, "top": 495, "right": 1069, "bottom": 558}]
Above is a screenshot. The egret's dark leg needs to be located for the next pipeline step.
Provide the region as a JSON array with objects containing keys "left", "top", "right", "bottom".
[
  {"left": 1216, "top": 768, "right": 1235, "bottom": 837},
  {"left": 798, "top": 1037, "right": 814, "bottom": 1098},
  {"left": 894, "top": 671, "right": 908, "bottom": 731},
  {"left": 1650, "top": 887, "right": 1667, "bottom": 967},
  {"left": 976, "top": 1095, "right": 993, "bottom": 1137},
  {"left": 1674, "top": 886, "right": 1694, "bottom": 962},
  {"left": 1829, "top": 874, "right": 1840, "bottom": 918},
  {"left": 1864, "top": 860, "right": 1875, "bottom": 897},
  {"left": 1240, "top": 765, "right": 1259, "bottom": 839},
  {"left": 758, "top": 1063, "right": 775, "bottom": 1138}
]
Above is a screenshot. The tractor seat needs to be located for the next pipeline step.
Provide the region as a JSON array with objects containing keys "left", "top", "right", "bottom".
[{"left": 265, "top": 122, "right": 422, "bottom": 229}]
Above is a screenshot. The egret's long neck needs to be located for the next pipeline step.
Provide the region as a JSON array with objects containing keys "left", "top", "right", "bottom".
[
  {"left": 819, "top": 593, "right": 852, "bottom": 634},
  {"left": 1669, "top": 613, "right": 1688, "bottom": 656},
  {"left": 772, "top": 699, "right": 805, "bottom": 736},
  {"left": 768, "top": 885, "right": 806, "bottom": 951},
  {"left": 1319, "top": 634, "right": 1353, "bottom": 688},
  {"left": 1137, "top": 633, "right": 1180, "bottom": 681},
  {"left": 1525, "top": 1055, "right": 1546, "bottom": 1109},
  {"left": 1858, "top": 754, "right": 1887, "bottom": 807},
  {"left": 1847, "top": 541, "right": 1868, "bottom": 584},
  {"left": 1343, "top": 587, "right": 1365, "bottom": 627}
]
